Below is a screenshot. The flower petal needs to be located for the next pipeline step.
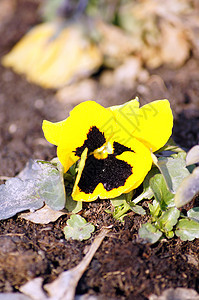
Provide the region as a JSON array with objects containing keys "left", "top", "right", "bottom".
[
  {"left": 42, "top": 119, "right": 67, "bottom": 146},
  {"left": 109, "top": 99, "right": 173, "bottom": 152},
  {"left": 72, "top": 137, "right": 152, "bottom": 201},
  {"left": 132, "top": 100, "right": 173, "bottom": 152},
  {"left": 108, "top": 98, "right": 140, "bottom": 137},
  {"left": 43, "top": 101, "right": 116, "bottom": 172}
]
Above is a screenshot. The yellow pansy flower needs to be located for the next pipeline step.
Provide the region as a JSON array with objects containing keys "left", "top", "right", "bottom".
[{"left": 42, "top": 99, "right": 173, "bottom": 201}]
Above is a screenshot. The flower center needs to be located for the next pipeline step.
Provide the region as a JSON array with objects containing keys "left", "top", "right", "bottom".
[{"left": 93, "top": 142, "right": 113, "bottom": 159}]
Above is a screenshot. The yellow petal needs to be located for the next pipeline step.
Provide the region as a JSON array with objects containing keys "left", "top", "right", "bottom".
[
  {"left": 109, "top": 99, "right": 173, "bottom": 152},
  {"left": 132, "top": 100, "right": 173, "bottom": 152},
  {"left": 108, "top": 98, "right": 141, "bottom": 146},
  {"left": 43, "top": 101, "right": 116, "bottom": 172},
  {"left": 108, "top": 98, "right": 140, "bottom": 133},
  {"left": 42, "top": 119, "right": 67, "bottom": 146}
]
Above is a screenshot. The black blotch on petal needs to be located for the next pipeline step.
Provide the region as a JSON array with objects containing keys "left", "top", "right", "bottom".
[
  {"left": 75, "top": 126, "right": 106, "bottom": 157},
  {"left": 78, "top": 155, "right": 133, "bottom": 194},
  {"left": 113, "top": 141, "right": 134, "bottom": 155}
]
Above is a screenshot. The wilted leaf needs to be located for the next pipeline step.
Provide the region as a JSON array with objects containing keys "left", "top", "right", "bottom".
[
  {"left": 139, "top": 223, "right": 162, "bottom": 244},
  {"left": 19, "top": 204, "right": 66, "bottom": 224},
  {"left": 186, "top": 145, "right": 199, "bottom": 166},
  {"left": 0, "top": 160, "right": 65, "bottom": 220},
  {"left": 187, "top": 207, "right": 199, "bottom": 223},
  {"left": 63, "top": 215, "right": 95, "bottom": 241},
  {"left": 174, "top": 167, "right": 199, "bottom": 208},
  {"left": 149, "top": 174, "right": 175, "bottom": 210},
  {"left": 175, "top": 219, "right": 199, "bottom": 241}
]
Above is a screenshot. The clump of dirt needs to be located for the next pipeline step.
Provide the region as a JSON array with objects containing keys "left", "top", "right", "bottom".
[{"left": 0, "top": 1, "right": 199, "bottom": 299}]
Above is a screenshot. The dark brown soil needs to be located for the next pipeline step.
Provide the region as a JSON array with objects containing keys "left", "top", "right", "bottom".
[{"left": 0, "top": 1, "right": 199, "bottom": 299}]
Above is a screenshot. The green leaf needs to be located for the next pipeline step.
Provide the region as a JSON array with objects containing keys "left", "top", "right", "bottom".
[
  {"left": 111, "top": 195, "right": 127, "bottom": 207},
  {"left": 0, "top": 160, "right": 66, "bottom": 220},
  {"left": 175, "top": 219, "right": 199, "bottom": 241},
  {"left": 149, "top": 174, "right": 175, "bottom": 210},
  {"left": 157, "top": 207, "right": 180, "bottom": 232},
  {"left": 129, "top": 204, "right": 146, "bottom": 215},
  {"left": 133, "top": 167, "right": 159, "bottom": 205},
  {"left": 187, "top": 207, "right": 199, "bottom": 223},
  {"left": 63, "top": 215, "right": 95, "bottom": 241},
  {"left": 174, "top": 167, "right": 199, "bottom": 208},
  {"left": 111, "top": 191, "right": 145, "bottom": 219},
  {"left": 155, "top": 137, "right": 185, "bottom": 154},
  {"left": 152, "top": 154, "right": 190, "bottom": 193},
  {"left": 148, "top": 199, "right": 161, "bottom": 219},
  {"left": 165, "top": 231, "right": 174, "bottom": 239},
  {"left": 65, "top": 195, "right": 82, "bottom": 214},
  {"left": 138, "top": 223, "right": 162, "bottom": 244}
]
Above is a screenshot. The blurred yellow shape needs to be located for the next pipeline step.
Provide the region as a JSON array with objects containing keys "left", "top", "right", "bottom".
[{"left": 2, "top": 22, "right": 102, "bottom": 88}]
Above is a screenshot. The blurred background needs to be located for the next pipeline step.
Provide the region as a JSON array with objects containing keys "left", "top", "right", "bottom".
[{"left": 0, "top": 0, "right": 199, "bottom": 177}]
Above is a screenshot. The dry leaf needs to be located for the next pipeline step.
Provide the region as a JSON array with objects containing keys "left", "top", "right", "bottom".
[
  {"left": 96, "top": 20, "right": 138, "bottom": 67},
  {"left": 159, "top": 21, "right": 190, "bottom": 67},
  {"left": 149, "top": 287, "right": 199, "bottom": 300},
  {"left": 20, "top": 278, "right": 47, "bottom": 300},
  {"left": 56, "top": 79, "right": 97, "bottom": 104},
  {"left": 0, "top": 293, "right": 31, "bottom": 300},
  {"left": 19, "top": 228, "right": 110, "bottom": 300},
  {"left": 19, "top": 204, "right": 67, "bottom": 224}
]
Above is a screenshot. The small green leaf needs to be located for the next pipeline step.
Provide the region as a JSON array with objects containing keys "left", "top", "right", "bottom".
[
  {"left": 155, "top": 137, "right": 185, "bottom": 154},
  {"left": 187, "top": 207, "right": 199, "bottom": 223},
  {"left": 166, "top": 231, "right": 174, "bottom": 239},
  {"left": 152, "top": 154, "right": 190, "bottom": 193},
  {"left": 111, "top": 195, "right": 127, "bottom": 207},
  {"left": 157, "top": 207, "right": 180, "bottom": 232},
  {"left": 175, "top": 219, "right": 199, "bottom": 241},
  {"left": 65, "top": 195, "right": 82, "bottom": 214},
  {"left": 129, "top": 204, "right": 146, "bottom": 215},
  {"left": 111, "top": 192, "right": 145, "bottom": 219},
  {"left": 132, "top": 167, "right": 159, "bottom": 205},
  {"left": 148, "top": 199, "right": 161, "bottom": 219},
  {"left": 139, "top": 223, "right": 162, "bottom": 244},
  {"left": 174, "top": 167, "right": 199, "bottom": 208},
  {"left": 63, "top": 215, "right": 95, "bottom": 241},
  {"left": 150, "top": 174, "right": 175, "bottom": 210}
]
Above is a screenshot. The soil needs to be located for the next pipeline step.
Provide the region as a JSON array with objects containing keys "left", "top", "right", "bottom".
[{"left": 0, "top": 1, "right": 199, "bottom": 299}]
